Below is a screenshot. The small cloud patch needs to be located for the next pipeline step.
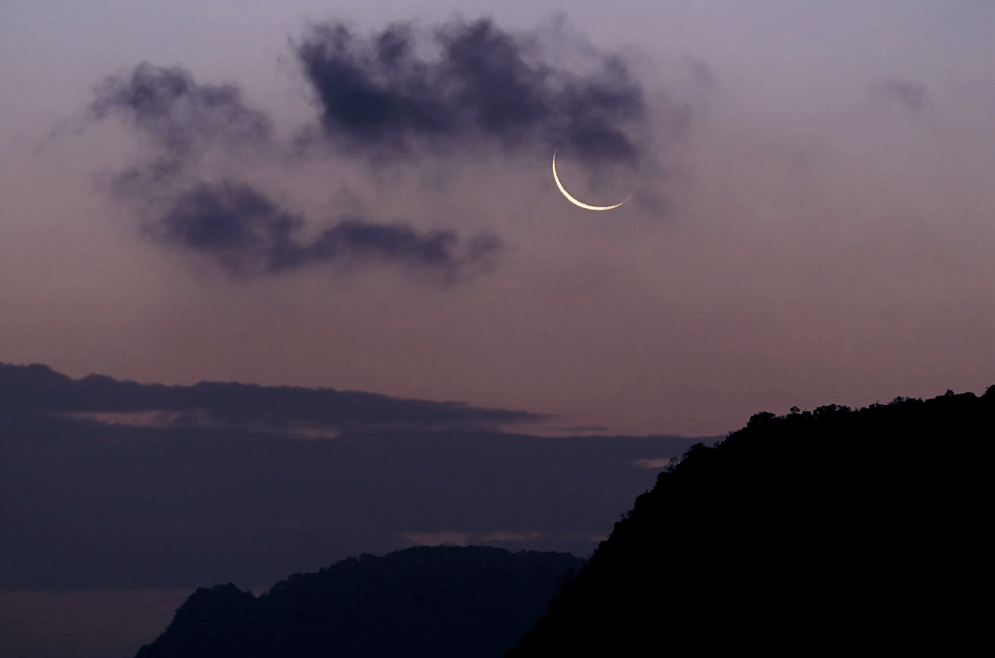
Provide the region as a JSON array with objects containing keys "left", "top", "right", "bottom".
[
  {"left": 402, "top": 531, "right": 472, "bottom": 547},
  {"left": 480, "top": 531, "right": 544, "bottom": 543},
  {"left": 631, "top": 458, "right": 676, "bottom": 469}
]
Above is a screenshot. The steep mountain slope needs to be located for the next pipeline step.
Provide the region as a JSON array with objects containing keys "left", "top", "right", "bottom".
[
  {"left": 134, "top": 546, "right": 582, "bottom": 658},
  {"left": 508, "top": 389, "right": 992, "bottom": 655}
]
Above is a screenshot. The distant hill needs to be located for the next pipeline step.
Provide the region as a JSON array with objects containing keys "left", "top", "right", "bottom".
[
  {"left": 134, "top": 546, "right": 583, "bottom": 658},
  {"left": 507, "top": 389, "right": 992, "bottom": 655}
]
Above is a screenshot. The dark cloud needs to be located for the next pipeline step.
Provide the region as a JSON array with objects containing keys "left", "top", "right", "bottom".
[
  {"left": 154, "top": 181, "right": 502, "bottom": 282},
  {"left": 876, "top": 77, "right": 928, "bottom": 111},
  {"left": 1, "top": 422, "right": 701, "bottom": 590},
  {"left": 84, "top": 18, "right": 660, "bottom": 283},
  {"left": 87, "top": 64, "right": 504, "bottom": 284},
  {"left": 89, "top": 62, "right": 271, "bottom": 161},
  {"left": 0, "top": 360, "right": 706, "bottom": 590},
  {"left": 295, "top": 18, "right": 646, "bottom": 162},
  {"left": 0, "top": 361, "right": 541, "bottom": 432}
]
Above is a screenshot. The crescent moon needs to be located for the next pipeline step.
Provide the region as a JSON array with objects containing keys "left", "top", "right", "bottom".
[{"left": 552, "top": 149, "right": 631, "bottom": 211}]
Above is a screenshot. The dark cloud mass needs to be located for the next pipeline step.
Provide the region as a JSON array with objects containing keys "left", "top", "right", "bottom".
[
  {"left": 157, "top": 181, "right": 502, "bottom": 281},
  {"left": 0, "top": 361, "right": 542, "bottom": 432},
  {"left": 0, "top": 361, "right": 704, "bottom": 590},
  {"left": 86, "top": 18, "right": 652, "bottom": 284},
  {"left": 296, "top": 18, "right": 647, "bottom": 161},
  {"left": 88, "top": 61, "right": 504, "bottom": 283}
]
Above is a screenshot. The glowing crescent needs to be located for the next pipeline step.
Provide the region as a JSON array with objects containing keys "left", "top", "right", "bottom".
[{"left": 552, "top": 149, "right": 631, "bottom": 211}]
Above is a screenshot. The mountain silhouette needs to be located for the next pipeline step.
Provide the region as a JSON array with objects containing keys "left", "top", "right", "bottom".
[
  {"left": 133, "top": 546, "right": 582, "bottom": 658},
  {"left": 507, "top": 388, "right": 992, "bottom": 655}
]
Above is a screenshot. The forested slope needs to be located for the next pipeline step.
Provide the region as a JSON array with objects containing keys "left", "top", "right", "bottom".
[{"left": 508, "top": 389, "right": 992, "bottom": 655}]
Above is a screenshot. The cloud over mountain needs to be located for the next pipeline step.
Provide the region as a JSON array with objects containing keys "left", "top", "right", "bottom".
[{"left": 0, "top": 360, "right": 702, "bottom": 591}]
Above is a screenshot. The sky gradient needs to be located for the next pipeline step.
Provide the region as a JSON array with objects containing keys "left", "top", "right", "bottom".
[{"left": 2, "top": 1, "right": 994, "bottom": 437}]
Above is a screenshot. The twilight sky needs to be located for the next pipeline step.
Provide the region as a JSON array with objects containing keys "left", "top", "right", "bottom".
[
  {"left": 2, "top": 1, "right": 994, "bottom": 437},
  {"left": 2, "top": 3, "right": 995, "bottom": 657}
]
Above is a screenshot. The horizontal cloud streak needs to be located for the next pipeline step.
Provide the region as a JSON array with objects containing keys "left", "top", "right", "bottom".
[
  {"left": 154, "top": 181, "right": 502, "bottom": 282},
  {"left": 0, "top": 362, "right": 543, "bottom": 432},
  {"left": 0, "top": 388, "right": 706, "bottom": 589}
]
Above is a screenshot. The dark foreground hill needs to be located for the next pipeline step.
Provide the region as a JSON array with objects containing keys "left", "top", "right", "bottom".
[
  {"left": 508, "top": 389, "right": 992, "bottom": 655},
  {"left": 134, "top": 546, "right": 582, "bottom": 658}
]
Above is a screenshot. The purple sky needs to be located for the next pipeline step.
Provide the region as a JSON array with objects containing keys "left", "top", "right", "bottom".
[{"left": 2, "top": 1, "right": 994, "bottom": 437}]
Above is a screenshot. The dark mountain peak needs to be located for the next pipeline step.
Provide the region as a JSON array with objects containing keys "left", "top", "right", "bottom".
[
  {"left": 135, "top": 545, "right": 583, "bottom": 658},
  {"left": 164, "top": 584, "right": 258, "bottom": 642}
]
